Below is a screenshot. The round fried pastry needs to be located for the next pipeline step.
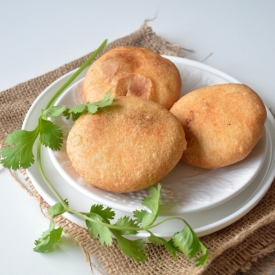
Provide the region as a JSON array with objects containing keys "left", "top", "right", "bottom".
[
  {"left": 67, "top": 96, "right": 187, "bottom": 193},
  {"left": 83, "top": 46, "right": 182, "bottom": 109},
  {"left": 170, "top": 83, "right": 267, "bottom": 169}
]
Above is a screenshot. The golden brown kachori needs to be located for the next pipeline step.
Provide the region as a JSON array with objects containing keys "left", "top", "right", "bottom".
[
  {"left": 170, "top": 83, "right": 267, "bottom": 169},
  {"left": 67, "top": 96, "right": 187, "bottom": 193},
  {"left": 83, "top": 46, "right": 182, "bottom": 109}
]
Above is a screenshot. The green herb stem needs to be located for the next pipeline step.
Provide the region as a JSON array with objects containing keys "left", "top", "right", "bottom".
[
  {"left": 143, "top": 216, "right": 187, "bottom": 230},
  {"left": 37, "top": 40, "right": 108, "bottom": 207},
  {"left": 68, "top": 207, "right": 186, "bottom": 233},
  {"left": 45, "top": 39, "right": 107, "bottom": 109},
  {"left": 37, "top": 139, "right": 67, "bottom": 208},
  {"left": 68, "top": 207, "right": 141, "bottom": 231}
]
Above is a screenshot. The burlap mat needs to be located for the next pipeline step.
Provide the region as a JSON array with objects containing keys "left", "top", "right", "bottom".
[{"left": 1, "top": 23, "right": 275, "bottom": 275}]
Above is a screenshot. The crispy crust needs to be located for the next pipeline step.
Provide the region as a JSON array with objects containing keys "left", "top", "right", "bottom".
[
  {"left": 66, "top": 96, "right": 187, "bottom": 193},
  {"left": 170, "top": 83, "right": 267, "bottom": 169},
  {"left": 83, "top": 46, "right": 182, "bottom": 109}
]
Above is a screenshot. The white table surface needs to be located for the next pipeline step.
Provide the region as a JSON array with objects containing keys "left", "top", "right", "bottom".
[{"left": 1, "top": 1, "right": 275, "bottom": 274}]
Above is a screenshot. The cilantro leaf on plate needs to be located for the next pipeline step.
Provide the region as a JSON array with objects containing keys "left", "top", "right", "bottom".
[
  {"left": 89, "top": 92, "right": 113, "bottom": 108},
  {"left": 133, "top": 184, "right": 161, "bottom": 227},
  {"left": 38, "top": 118, "right": 63, "bottom": 150},
  {"left": 68, "top": 104, "right": 86, "bottom": 118},
  {"left": 41, "top": 105, "right": 66, "bottom": 118},
  {"left": 66, "top": 92, "right": 114, "bottom": 121}
]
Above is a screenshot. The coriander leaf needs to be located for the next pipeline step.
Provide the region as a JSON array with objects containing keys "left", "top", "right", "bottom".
[
  {"left": 38, "top": 117, "right": 63, "bottom": 150},
  {"left": 133, "top": 184, "right": 161, "bottom": 227},
  {"left": 0, "top": 128, "right": 39, "bottom": 169},
  {"left": 48, "top": 200, "right": 69, "bottom": 218},
  {"left": 62, "top": 108, "right": 71, "bottom": 120},
  {"left": 0, "top": 117, "right": 63, "bottom": 169},
  {"left": 34, "top": 201, "right": 68, "bottom": 253},
  {"left": 172, "top": 225, "right": 201, "bottom": 258},
  {"left": 148, "top": 232, "right": 177, "bottom": 258},
  {"left": 41, "top": 106, "right": 66, "bottom": 118},
  {"left": 71, "top": 112, "right": 82, "bottom": 121},
  {"left": 66, "top": 92, "right": 114, "bottom": 121},
  {"left": 85, "top": 204, "right": 115, "bottom": 246},
  {"left": 111, "top": 230, "right": 147, "bottom": 262},
  {"left": 196, "top": 244, "right": 208, "bottom": 267},
  {"left": 114, "top": 216, "right": 140, "bottom": 235},
  {"left": 90, "top": 204, "right": 115, "bottom": 223},
  {"left": 86, "top": 103, "right": 98, "bottom": 114},
  {"left": 87, "top": 92, "right": 114, "bottom": 111},
  {"left": 69, "top": 104, "right": 86, "bottom": 115},
  {"left": 172, "top": 221, "right": 208, "bottom": 267},
  {"left": 86, "top": 213, "right": 113, "bottom": 246},
  {"left": 96, "top": 92, "right": 112, "bottom": 107},
  {"left": 34, "top": 220, "right": 63, "bottom": 252}
]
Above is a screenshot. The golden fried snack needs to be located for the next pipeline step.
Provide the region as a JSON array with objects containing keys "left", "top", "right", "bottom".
[
  {"left": 83, "top": 46, "right": 182, "bottom": 109},
  {"left": 170, "top": 83, "right": 267, "bottom": 169},
  {"left": 67, "top": 96, "right": 187, "bottom": 193}
]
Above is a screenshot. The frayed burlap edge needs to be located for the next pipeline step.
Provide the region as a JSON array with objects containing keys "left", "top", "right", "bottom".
[{"left": 239, "top": 250, "right": 275, "bottom": 275}]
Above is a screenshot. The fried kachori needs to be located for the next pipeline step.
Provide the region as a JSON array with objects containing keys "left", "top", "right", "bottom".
[
  {"left": 67, "top": 96, "right": 187, "bottom": 193},
  {"left": 170, "top": 83, "right": 267, "bottom": 169},
  {"left": 83, "top": 46, "right": 182, "bottom": 109}
]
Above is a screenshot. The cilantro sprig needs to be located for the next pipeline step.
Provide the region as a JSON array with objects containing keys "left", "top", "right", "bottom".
[
  {"left": 94, "top": 184, "right": 208, "bottom": 266},
  {"left": 63, "top": 92, "right": 113, "bottom": 121},
  {"left": 0, "top": 93, "right": 113, "bottom": 170},
  {"left": 0, "top": 40, "right": 208, "bottom": 267},
  {"left": 34, "top": 200, "right": 69, "bottom": 252},
  {"left": 36, "top": 184, "right": 208, "bottom": 266}
]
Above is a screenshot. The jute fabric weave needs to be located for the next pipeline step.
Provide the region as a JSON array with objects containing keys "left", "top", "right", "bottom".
[{"left": 1, "top": 23, "right": 275, "bottom": 275}]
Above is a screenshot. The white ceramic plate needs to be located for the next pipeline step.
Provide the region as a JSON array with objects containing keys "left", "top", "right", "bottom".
[
  {"left": 48, "top": 56, "right": 267, "bottom": 215},
  {"left": 23, "top": 57, "right": 275, "bottom": 238}
]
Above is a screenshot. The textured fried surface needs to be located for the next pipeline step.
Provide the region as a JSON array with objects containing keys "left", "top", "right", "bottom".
[
  {"left": 170, "top": 83, "right": 267, "bottom": 169},
  {"left": 67, "top": 96, "right": 186, "bottom": 193},
  {"left": 83, "top": 46, "right": 182, "bottom": 109}
]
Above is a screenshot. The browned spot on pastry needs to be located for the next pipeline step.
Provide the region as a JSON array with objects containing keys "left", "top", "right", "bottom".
[{"left": 114, "top": 74, "right": 154, "bottom": 100}]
